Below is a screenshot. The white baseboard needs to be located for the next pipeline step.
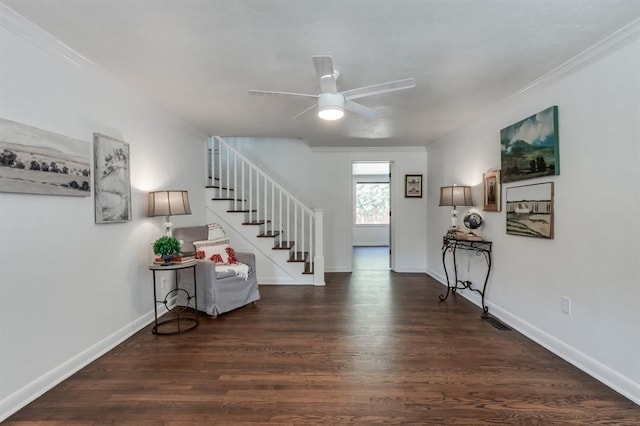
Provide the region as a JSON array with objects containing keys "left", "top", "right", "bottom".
[
  {"left": 489, "top": 304, "right": 640, "bottom": 405},
  {"left": 324, "top": 266, "right": 351, "bottom": 273},
  {"left": 425, "top": 269, "right": 640, "bottom": 405},
  {"left": 257, "top": 275, "right": 314, "bottom": 285},
  {"left": 392, "top": 267, "right": 427, "bottom": 273},
  {"left": 0, "top": 309, "right": 157, "bottom": 422}
]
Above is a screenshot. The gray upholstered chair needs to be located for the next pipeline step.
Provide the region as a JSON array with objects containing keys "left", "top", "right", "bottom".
[{"left": 173, "top": 225, "right": 260, "bottom": 317}]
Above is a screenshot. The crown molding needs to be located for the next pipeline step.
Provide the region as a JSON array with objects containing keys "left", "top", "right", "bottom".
[
  {"left": 0, "top": 2, "right": 96, "bottom": 70},
  {"left": 310, "top": 146, "right": 426, "bottom": 153},
  {"left": 503, "top": 17, "right": 640, "bottom": 103},
  {"left": 429, "top": 18, "right": 640, "bottom": 148}
]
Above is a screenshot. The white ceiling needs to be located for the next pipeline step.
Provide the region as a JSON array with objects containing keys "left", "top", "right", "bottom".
[{"left": 3, "top": 0, "right": 640, "bottom": 148}]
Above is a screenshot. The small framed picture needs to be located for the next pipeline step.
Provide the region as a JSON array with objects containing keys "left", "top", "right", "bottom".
[
  {"left": 404, "top": 174, "right": 422, "bottom": 198},
  {"left": 483, "top": 170, "right": 501, "bottom": 211}
]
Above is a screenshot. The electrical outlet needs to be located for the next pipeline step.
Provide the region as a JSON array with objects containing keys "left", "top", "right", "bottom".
[
  {"left": 561, "top": 296, "right": 571, "bottom": 315},
  {"left": 160, "top": 277, "right": 169, "bottom": 293}
]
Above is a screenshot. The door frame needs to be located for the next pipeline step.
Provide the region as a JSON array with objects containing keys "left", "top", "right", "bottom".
[{"left": 350, "top": 160, "right": 394, "bottom": 271}]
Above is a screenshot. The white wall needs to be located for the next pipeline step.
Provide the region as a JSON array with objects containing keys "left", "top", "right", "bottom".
[
  {"left": 426, "top": 31, "right": 640, "bottom": 404},
  {"left": 225, "top": 138, "right": 427, "bottom": 273},
  {"left": 353, "top": 225, "right": 389, "bottom": 246},
  {"left": 0, "top": 8, "right": 206, "bottom": 420}
]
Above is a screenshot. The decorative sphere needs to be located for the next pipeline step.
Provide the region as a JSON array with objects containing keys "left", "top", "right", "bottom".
[{"left": 463, "top": 211, "right": 483, "bottom": 230}]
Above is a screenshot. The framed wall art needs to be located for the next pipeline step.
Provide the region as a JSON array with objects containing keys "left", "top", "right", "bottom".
[
  {"left": 404, "top": 174, "right": 422, "bottom": 198},
  {"left": 500, "top": 106, "right": 559, "bottom": 183},
  {"left": 0, "top": 117, "right": 90, "bottom": 196},
  {"left": 505, "top": 182, "right": 554, "bottom": 239},
  {"left": 483, "top": 170, "right": 501, "bottom": 211},
  {"left": 93, "top": 133, "right": 132, "bottom": 223}
]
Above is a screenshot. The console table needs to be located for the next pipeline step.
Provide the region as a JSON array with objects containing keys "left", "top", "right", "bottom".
[
  {"left": 439, "top": 235, "right": 492, "bottom": 317},
  {"left": 149, "top": 261, "right": 199, "bottom": 335}
]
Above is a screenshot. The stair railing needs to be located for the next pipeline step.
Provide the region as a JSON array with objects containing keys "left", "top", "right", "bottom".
[{"left": 208, "top": 136, "right": 324, "bottom": 283}]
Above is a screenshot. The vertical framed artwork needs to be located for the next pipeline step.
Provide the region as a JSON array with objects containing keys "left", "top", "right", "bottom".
[
  {"left": 483, "top": 170, "right": 501, "bottom": 211},
  {"left": 0, "top": 117, "right": 90, "bottom": 196},
  {"left": 93, "top": 133, "right": 132, "bottom": 223},
  {"left": 506, "top": 182, "right": 554, "bottom": 239},
  {"left": 404, "top": 174, "right": 422, "bottom": 198},
  {"left": 500, "top": 106, "right": 559, "bottom": 183}
]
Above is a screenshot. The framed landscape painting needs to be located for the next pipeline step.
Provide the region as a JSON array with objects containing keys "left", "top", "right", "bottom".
[
  {"left": 506, "top": 182, "right": 554, "bottom": 239},
  {"left": 0, "top": 117, "right": 91, "bottom": 196},
  {"left": 93, "top": 133, "right": 132, "bottom": 223},
  {"left": 501, "top": 106, "right": 559, "bottom": 183}
]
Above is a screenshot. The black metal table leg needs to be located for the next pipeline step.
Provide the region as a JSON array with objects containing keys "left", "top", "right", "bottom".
[{"left": 438, "top": 236, "right": 493, "bottom": 318}]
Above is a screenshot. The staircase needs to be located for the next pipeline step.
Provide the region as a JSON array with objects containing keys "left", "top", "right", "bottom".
[{"left": 206, "top": 136, "right": 324, "bottom": 286}]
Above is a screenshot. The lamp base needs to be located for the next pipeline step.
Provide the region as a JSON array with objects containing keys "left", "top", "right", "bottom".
[
  {"left": 450, "top": 207, "right": 459, "bottom": 229},
  {"left": 163, "top": 216, "right": 173, "bottom": 237}
]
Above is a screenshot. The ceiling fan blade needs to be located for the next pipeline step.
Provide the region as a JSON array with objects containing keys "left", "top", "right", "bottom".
[
  {"left": 312, "top": 55, "right": 338, "bottom": 94},
  {"left": 248, "top": 89, "right": 318, "bottom": 100},
  {"left": 341, "top": 78, "right": 416, "bottom": 101},
  {"left": 345, "top": 99, "right": 379, "bottom": 120},
  {"left": 292, "top": 103, "right": 318, "bottom": 120},
  {"left": 312, "top": 55, "right": 334, "bottom": 79}
]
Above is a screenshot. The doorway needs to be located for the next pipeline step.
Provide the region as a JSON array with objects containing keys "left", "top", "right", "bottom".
[{"left": 351, "top": 161, "right": 391, "bottom": 270}]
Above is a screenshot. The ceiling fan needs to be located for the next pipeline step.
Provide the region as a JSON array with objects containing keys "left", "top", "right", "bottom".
[{"left": 248, "top": 56, "right": 416, "bottom": 121}]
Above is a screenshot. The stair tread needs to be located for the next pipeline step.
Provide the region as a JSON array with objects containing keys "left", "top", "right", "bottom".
[
  {"left": 206, "top": 185, "right": 235, "bottom": 191},
  {"left": 258, "top": 231, "right": 281, "bottom": 238},
  {"left": 242, "top": 220, "right": 271, "bottom": 225},
  {"left": 207, "top": 157, "right": 316, "bottom": 275},
  {"left": 303, "top": 261, "right": 314, "bottom": 274},
  {"left": 288, "top": 251, "right": 308, "bottom": 262},
  {"left": 273, "top": 241, "right": 294, "bottom": 250}
]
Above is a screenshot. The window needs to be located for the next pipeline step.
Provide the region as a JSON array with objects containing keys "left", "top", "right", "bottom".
[{"left": 355, "top": 182, "right": 389, "bottom": 224}]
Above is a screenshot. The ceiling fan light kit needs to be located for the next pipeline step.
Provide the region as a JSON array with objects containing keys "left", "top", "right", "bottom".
[
  {"left": 318, "top": 93, "right": 344, "bottom": 120},
  {"left": 249, "top": 55, "right": 415, "bottom": 121}
]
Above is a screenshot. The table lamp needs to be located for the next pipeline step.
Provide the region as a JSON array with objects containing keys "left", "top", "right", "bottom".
[
  {"left": 148, "top": 190, "right": 192, "bottom": 237},
  {"left": 439, "top": 185, "right": 473, "bottom": 231}
]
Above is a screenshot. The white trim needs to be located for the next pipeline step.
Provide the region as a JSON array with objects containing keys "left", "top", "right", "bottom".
[
  {"left": 501, "top": 18, "right": 640, "bottom": 104},
  {"left": 425, "top": 270, "right": 640, "bottom": 405},
  {"left": 431, "top": 18, "right": 640, "bottom": 147},
  {"left": 206, "top": 202, "right": 315, "bottom": 285},
  {"left": 325, "top": 266, "right": 351, "bottom": 273},
  {"left": 258, "top": 281, "right": 311, "bottom": 286},
  {"left": 0, "top": 310, "right": 158, "bottom": 422},
  {"left": 0, "top": 3, "right": 96, "bottom": 70},
  {"left": 312, "top": 146, "right": 426, "bottom": 153},
  {"left": 391, "top": 267, "right": 427, "bottom": 273},
  {"left": 0, "top": 2, "right": 210, "bottom": 144},
  {"left": 489, "top": 304, "right": 640, "bottom": 406}
]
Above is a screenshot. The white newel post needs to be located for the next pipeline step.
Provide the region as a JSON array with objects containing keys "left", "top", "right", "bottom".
[{"left": 313, "top": 208, "right": 325, "bottom": 286}]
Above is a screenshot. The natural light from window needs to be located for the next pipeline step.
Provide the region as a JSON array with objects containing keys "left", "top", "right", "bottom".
[{"left": 353, "top": 162, "right": 390, "bottom": 225}]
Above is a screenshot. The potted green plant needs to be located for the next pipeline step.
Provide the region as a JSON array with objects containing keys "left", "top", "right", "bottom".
[{"left": 153, "top": 235, "right": 181, "bottom": 265}]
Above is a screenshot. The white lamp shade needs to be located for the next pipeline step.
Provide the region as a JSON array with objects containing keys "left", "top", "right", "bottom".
[
  {"left": 318, "top": 93, "right": 345, "bottom": 120},
  {"left": 439, "top": 185, "right": 473, "bottom": 207},
  {"left": 147, "top": 190, "right": 192, "bottom": 217}
]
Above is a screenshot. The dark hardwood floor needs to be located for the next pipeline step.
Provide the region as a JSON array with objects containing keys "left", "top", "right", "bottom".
[{"left": 6, "top": 261, "right": 640, "bottom": 424}]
